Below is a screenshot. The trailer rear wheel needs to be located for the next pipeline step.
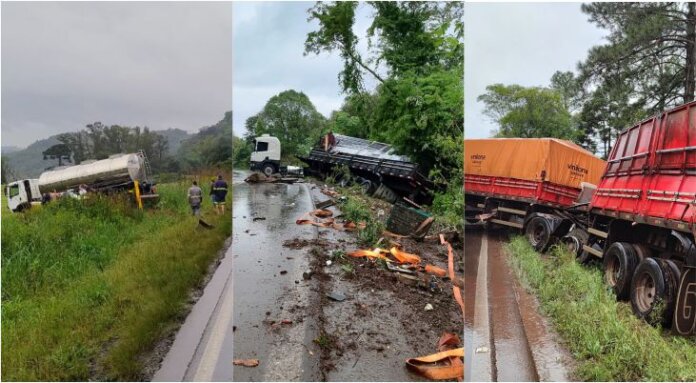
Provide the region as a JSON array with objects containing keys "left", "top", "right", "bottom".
[
  {"left": 631, "top": 257, "right": 675, "bottom": 326},
  {"left": 603, "top": 242, "right": 639, "bottom": 301},
  {"left": 525, "top": 216, "right": 551, "bottom": 252}
]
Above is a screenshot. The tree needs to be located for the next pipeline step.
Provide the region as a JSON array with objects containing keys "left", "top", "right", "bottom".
[
  {"left": 42, "top": 144, "right": 72, "bottom": 167},
  {"left": 478, "top": 84, "right": 577, "bottom": 140},
  {"left": 579, "top": 3, "right": 696, "bottom": 110},
  {"left": 246, "top": 90, "right": 326, "bottom": 162},
  {"left": 305, "top": 1, "right": 463, "bottom": 93}
]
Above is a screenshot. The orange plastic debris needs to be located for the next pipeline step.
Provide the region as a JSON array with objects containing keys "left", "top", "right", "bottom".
[
  {"left": 441, "top": 234, "right": 464, "bottom": 321},
  {"left": 390, "top": 247, "right": 421, "bottom": 264},
  {"left": 311, "top": 209, "right": 333, "bottom": 218},
  {"left": 348, "top": 249, "right": 390, "bottom": 261},
  {"left": 233, "top": 359, "right": 260, "bottom": 367},
  {"left": 405, "top": 348, "right": 464, "bottom": 380},
  {"left": 424, "top": 264, "right": 447, "bottom": 277}
]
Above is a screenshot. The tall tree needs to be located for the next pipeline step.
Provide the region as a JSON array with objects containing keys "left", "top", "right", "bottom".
[
  {"left": 246, "top": 90, "right": 326, "bottom": 162},
  {"left": 579, "top": 3, "right": 696, "bottom": 110},
  {"left": 305, "top": 1, "right": 463, "bottom": 94},
  {"left": 42, "top": 144, "right": 72, "bottom": 167},
  {"left": 478, "top": 84, "right": 576, "bottom": 140}
]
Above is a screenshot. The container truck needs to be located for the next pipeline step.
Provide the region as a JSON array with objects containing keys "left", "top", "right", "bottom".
[
  {"left": 465, "top": 102, "right": 696, "bottom": 336},
  {"left": 297, "top": 132, "right": 436, "bottom": 204},
  {"left": 5, "top": 152, "right": 158, "bottom": 213}
]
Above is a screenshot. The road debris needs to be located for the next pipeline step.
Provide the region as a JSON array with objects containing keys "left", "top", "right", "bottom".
[
  {"left": 441, "top": 234, "right": 465, "bottom": 320},
  {"left": 198, "top": 219, "right": 214, "bottom": 229},
  {"left": 424, "top": 303, "right": 434, "bottom": 311},
  {"left": 326, "top": 291, "right": 347, "bottom": 302},
  {"left": 424, "top": 264, "right": 447, "bottom": 277},
  {"left": 405, "top": 333, "right": 463, "bottom": 381},
  {"left": 252, "top": 217, "right": 266, "bottom": 221},
  {"left": 315, "top": 199, "right": 336, "bottom": 209},
  {"left": 233, "top": 359, "right": 260, "bottom": 367}
]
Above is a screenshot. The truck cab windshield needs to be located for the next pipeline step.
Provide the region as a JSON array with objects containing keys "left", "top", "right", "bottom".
[{"left": 255, "top": 141, "right": 269, "bottom": 152}]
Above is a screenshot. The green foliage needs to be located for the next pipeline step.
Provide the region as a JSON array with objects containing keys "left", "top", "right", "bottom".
[
  {"left": 506, "top": 237, "right": 696, "bottom": 381},
  {"left": 574, "top": 3, "right": 696, "bottom": 154},
  {"left": 232, "top": 134, "right": 252, "bottom": 169},
  {"left": 478, "top": 84, "right": 577, "bottom": 140},
  {"left": 245, "top": 90, "right": 326, "bottom": 163},
  {"left": 306, "top": 1, "right": 463, "bottom": 93},
  {"left": 338, "top": 194, "right": 384, "bottom": 246},
  {"left": 1, "top": 183, "right": 231, "bottom": 380},
  {"left": 177, "top": 112, "right": 233, "bottom": 172}
]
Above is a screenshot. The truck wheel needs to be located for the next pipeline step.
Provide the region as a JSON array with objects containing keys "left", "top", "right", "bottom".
[
  {"left": 525, "top": 216, "right": 551, "bottom": 252},
  {"left": 262, "top": 163, "right": 276, "bottom": 177},
  {"left": 562, "top": 227, "right": 588, "bottom": 257},
  {"left": 603, "top": 242, "right": 639, "bottom": 301},
  {"left": 660, "top": 259, "right": 682, "bottom": 328},
  {"left": 360, "top": 179, "right": 376, "bottom": 195},
  {"left": 631, "top": 257, "right": 673, "bottom": 326}
]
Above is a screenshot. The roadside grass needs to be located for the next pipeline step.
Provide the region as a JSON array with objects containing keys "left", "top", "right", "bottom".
[
  {"left": 506, "top": 236, "right": 696, "bottom": 381},
  {"left": 1, "top": 181, "right": 231, "bottom": 381}
]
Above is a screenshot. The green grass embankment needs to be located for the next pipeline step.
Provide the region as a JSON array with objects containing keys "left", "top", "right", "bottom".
[
  {"left": 1, "top": 181, "right": 231, "bottom": 381},
  {"left": 506, "top": 237, "right": 696, "bottom": 381}
]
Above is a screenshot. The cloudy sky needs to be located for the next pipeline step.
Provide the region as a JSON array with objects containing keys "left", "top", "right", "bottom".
[
  {"left": 232, "top": 2, "right": 378, "bottom": 137},
  {"left": 1, "top": 2, "right": 232, "bottom": 148},
  {"left": 465, "top": 3, "right": 606, "bottom": 138}
]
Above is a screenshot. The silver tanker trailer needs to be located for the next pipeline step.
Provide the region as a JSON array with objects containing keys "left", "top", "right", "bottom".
[{"left": 5, "top": 152, "right": 158, "bottom": 212}]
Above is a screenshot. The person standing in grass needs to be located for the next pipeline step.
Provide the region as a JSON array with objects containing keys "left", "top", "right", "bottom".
[
  {"left": 188, "top": 180, "right": 203, "bottom": 216},
  {"left": 209, "top": 177, "right": 216, "bottom": 203},
  {"left": 212, "top": 174, "right": 228, "bottom": 215}
]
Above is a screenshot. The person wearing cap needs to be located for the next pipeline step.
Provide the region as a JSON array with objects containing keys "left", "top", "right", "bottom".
[{"left": 212, "top": 175, "right": 228, "bottom": 214}]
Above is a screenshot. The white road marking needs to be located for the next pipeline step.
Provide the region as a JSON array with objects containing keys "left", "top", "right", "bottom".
[{"left": 192, "top": 272, "right": 235, "bottom": 381}]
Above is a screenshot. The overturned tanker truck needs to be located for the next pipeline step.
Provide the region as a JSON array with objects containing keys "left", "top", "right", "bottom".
[
  {"left": 298, "top": 132, "right": 436, "bottom": 205},
  {"left": 5, "top": 152, "right": 159, "bottom": 213},
  {"left": 465, "top": 101, "right": 696, "bottom": 336}
]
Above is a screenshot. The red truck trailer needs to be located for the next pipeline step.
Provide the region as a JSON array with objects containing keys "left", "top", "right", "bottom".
[
  {"left": 465, "top": 102, "right": 696, "bottom": 335},
  {"left": 566, "top": 101, "right": 696, "bottom": 335}
]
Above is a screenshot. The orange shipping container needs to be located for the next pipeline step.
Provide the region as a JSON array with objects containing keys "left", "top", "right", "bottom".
[{"left": 464, "top": 138, "right": 606, "bottom": 189}]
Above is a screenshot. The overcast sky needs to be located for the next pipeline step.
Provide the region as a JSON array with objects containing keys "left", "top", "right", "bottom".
[
  {"left": 465, "top": 3, "right": 606, "bottom": 138},
  {"left": 1, "top": 2, "right": 232, "bottom": 148},
  {"left": 232, "top": 2, "right": 377, "bottom": 137}
]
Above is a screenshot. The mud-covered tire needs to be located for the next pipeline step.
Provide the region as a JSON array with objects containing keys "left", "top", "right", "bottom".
[
  {"left": 525, "top": 216, "right": 552, "bottom": 252},
  {"left": 603, "top": 242, "right": 639, "bottom": 301},
  {"left": 360, "top": 179, "right": 376, "bottom": 195},
  {"left": 631, "top": 257, "right": 672, "bottom": 326},
  {"left": 659, "top": 259, "right": 682, "bottom": 328}
]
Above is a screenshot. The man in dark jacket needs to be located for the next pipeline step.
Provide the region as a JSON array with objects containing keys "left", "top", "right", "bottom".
[{"left": 212, "top": 174, "right": 228, "bottom": 215}]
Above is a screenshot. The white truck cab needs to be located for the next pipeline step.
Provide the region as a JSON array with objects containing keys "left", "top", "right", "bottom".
[
  {"left": 250, "top": 134, "right": 282, "bottom": 176},
  {"left": 6, "top": 179, "right": 42, "bottom": 212}
]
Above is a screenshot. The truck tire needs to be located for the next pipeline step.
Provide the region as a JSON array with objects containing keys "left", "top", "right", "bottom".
[
  {"left": 525, "top": 216, "right": 552, "bottom": 252},
  {"left": 660, "top": 259, "right": 682, "bottom": 329},
  {"left": 631, "top": 257, "right": 675, "bottom": 326},
  {"left": 262, "top": 163, "right": 276, "bottom": 177},
  {"left": 360, "top": 179, "right": 376, "bottom": 195},
  {"left": 603, "top": 242, "right": 639, "bottom": 301},
  {"left": 562, "top": 227, "right": 588, "bottom": 258}
]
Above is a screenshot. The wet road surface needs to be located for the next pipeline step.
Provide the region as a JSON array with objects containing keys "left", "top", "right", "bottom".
[
  {"left": 154, "top": 171, "right": 322, "bottom": 381},
  {"left": 464, "top": 228, "right": 572, "bottom": 382}
]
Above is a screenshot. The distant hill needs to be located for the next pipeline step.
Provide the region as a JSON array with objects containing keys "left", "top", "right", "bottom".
[
  {"left": 1, "top": 145, "right": 21, "bottom": 154},
  {"left": 177, "top": 111, "right": 232, "bottom": 171},
  {"left": 3, "top": 128, "right": 193, "bottom": 179}
]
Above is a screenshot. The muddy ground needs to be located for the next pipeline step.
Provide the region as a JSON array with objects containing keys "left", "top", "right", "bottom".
[{"left": 297, "top": 182, "right": 464, "bottom": 381}]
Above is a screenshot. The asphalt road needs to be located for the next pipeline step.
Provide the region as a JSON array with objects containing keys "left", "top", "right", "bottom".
[{"left": 153, "top": 171, "right": 322, "bottom": 381}]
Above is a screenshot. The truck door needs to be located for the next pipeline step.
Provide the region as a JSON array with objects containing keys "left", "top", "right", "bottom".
[{"left": 6, "top": 182, "right": 25, "bottom": 212}]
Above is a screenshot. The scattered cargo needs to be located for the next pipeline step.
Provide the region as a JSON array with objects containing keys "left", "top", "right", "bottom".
[
  {"left": 5, "top": 152, "right": 158, "bottom": 212},
  {"left": 465, "top": 101, "right": 696, "bottom": 336}
]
